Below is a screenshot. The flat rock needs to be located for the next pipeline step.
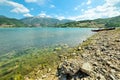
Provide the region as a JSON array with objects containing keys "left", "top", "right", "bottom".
[{"left": 81, "top": 62, "right": 93, "bottom": 75}]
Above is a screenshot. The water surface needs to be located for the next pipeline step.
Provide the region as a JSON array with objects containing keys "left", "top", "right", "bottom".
[{"left": 0, "top": 28, "right": 95, "bottom": 54}]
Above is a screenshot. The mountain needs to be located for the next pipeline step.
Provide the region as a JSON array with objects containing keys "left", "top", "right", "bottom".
[
  {"left": 57, "top": 16, "right": 120, "bottom": 28},
  {"left": 0, "top": 15, "right": 119, "bottom": 28},
  {"left": 0, "top": 15, "right": 28, "bottom": 28},
  {"left": 21, "top": 17, "right": 73, "bottom": 27}
]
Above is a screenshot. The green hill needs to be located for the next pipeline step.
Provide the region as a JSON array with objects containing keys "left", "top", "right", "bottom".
[
  {"left": 57, "top": 16, "right": 120, "bottom": 28},
  {"left": 21, "top": 17, "right": 73, "bottom": 27},
  {"left": 0, "top": 16, "right": 28, "bottom": 28}
]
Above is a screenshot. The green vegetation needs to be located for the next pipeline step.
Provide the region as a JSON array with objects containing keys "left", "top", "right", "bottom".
[
  {"left": 0, "top": 47, "right": 60, "bottom": 80},
  {"left": 57, "top": 16, "right": 120, "bottom": 28},
  {"left": 0, "top": 15, "right": 28, "bottom": 28}
]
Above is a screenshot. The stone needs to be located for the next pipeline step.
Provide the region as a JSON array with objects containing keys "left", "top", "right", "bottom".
[
  {"left": 81, "top": 62, "right": 93, "bottom": 75},
  {"left": 42, "top": 75, "right": 47, "bottom": 79},
  {"left": 59, "top": 74, "right": 67, "bottom": 80},
  {"left": 115, "top": 39, "right": 120, "bottom": 42},
  {"left": 109, "top": 74, "right": 116, "bottom": 80},
  {"left": 47, "top": 68, "right": 51, "bottom": 73},
  {"left": 54, "top": 47, "right": 62, "bottom": 51},
  {"left": 63, "top": 44, "right": 69, "bottom": 48},
  {"left": 37, "top": 78, "right": 42, "bottom": 80},
  {"left": 78, "top": 47, "right": 82, "bottom": 51},
  {"left": 81, "top": 53, "right": 88, "bottom": 58},
  {"left": 72, "top": 53, "right": 77, "bottom": 56},
  {"left": 95, "top": 49, "right": 101, "bottom": 56},
  {"left": 57, "top": 58, "right": 94, "bottom": 80},
  {"left": 96, "top": 74, "right": 106, "bottom": 80},
  {"left": 58, "top": 59, "right": 81, "bottom": 76}
]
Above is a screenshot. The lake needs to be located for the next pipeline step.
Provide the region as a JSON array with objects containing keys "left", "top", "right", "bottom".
[{"left": 0, "top": 28, "right": 95, "bottom": 54}]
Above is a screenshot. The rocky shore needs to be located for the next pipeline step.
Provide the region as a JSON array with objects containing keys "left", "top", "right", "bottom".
[
  {"left": 57, "top": 28, "right": 120, "bottom": 80},
  {"left": 25, "top": 28, "right": 120, "bottom": 80}
]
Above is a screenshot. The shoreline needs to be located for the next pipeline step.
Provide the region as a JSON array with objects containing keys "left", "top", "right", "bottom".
[
  {"left": 32, "top": 28, "right": 120, "bottom": 80},
  {"left": 0, "top": 28, "right": 120, "bottom": 80}
]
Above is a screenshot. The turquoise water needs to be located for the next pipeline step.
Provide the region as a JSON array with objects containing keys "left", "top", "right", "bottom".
[{"left": 0, "top": 28, "right": 95, "bottom": 54}]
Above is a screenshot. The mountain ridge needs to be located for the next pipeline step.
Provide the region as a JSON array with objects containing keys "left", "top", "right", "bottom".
[
  {"left": 0, "top": 15, "right": 120, "bottom": 28},
  {"left": 21, "top": 17, "right": 73, "bottom": 27}
]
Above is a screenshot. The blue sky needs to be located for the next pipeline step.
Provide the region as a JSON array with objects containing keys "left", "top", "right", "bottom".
[{"left": 0, "top": 0, "right": 120, "bottom": 20}]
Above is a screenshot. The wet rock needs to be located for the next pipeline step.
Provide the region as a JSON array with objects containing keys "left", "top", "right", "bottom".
[
  {"left": 54, "top": 47, "right": 62, "bottom": 51},
  {"left": 63, "top": 44, "right": 69, "bottom": 48}
]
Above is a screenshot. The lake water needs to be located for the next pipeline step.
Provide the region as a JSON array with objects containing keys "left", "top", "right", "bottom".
[{"left": 0, "top": 28, "right": 95, "bottom": 54}]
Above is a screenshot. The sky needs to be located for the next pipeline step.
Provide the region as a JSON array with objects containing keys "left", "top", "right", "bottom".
[{"left": 0, "top": 0, "right": 120, "bottom": 20}]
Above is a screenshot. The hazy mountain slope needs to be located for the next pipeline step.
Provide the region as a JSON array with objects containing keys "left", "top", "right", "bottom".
[{"left": 21, "top": 17, "right": 73, "bottom": 27}]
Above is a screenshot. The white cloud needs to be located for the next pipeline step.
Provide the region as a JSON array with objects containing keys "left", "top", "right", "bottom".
[
  {"left": 81, "top": 9, "right": 84, "bottom": 12},
  {"left": 0, "top": 0, "right": 32, "bottom": 17},
  {"left": 57, "top": 16, "right": 65, "bottom": 20},
  {"left": 50, "top": 4, "right": 55, "bottom": 8},
  {"left": 74, "top": 7, "right": 79, "bottom": 11},
  {"left": 3, "top": 0, "right": 30, "bottom": 13},
  {"left": 105, "top": 0, "right": 120, "bottom": 5},
  {"left": 74, "top": 2, "right": 85, "bottom": 11},
  {"left": 25, "top": 0, "right": 48, "bottom": 5},
  {"left": 74, "top": 5, "right": 82, "bottom": 11},
  {"left": 70, "top": 0, "right": 120, "bottom": 20},
  {"left": 38, "top": 11, "right": 51, "bottom": 18},
  {"left": 25, "top": 0, "right": 37, "bottom": 3},
  {"left": 55, "top": 15, "right": 65, "bottom": 20},
  {"left": 24, "top": 13, "right": 33, "bottom": 17},
  {"left": 86, "top": 0, "right": 92, "bottom": 5}
]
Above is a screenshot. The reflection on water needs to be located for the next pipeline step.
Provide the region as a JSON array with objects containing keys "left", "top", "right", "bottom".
[{"left": 0, "top": 28, "right": 95, "bottom": 54}]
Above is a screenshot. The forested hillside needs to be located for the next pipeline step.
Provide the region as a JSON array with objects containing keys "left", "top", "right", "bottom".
[{"left": 0, "top": 16, "right": 27, "bottom": 27}]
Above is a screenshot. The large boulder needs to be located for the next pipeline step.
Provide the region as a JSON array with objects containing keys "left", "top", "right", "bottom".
[{"left": 57, "top": 59, "right": 93, "bottom": 80}]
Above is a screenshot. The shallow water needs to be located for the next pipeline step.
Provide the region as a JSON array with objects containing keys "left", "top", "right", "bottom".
[{"left": 0, "top": 28, "right": 95, "bottom": 54}]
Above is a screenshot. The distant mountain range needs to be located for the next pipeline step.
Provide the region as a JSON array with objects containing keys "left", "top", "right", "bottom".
[
  {"left": 21, "top": 17, "right": 73, "bottom": 27},
  {"left": 57, "top": 16, "right": 120, "bottom": 28},
  {"left": 0, "top": 15, "right": 120, "bottom": 28}
]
